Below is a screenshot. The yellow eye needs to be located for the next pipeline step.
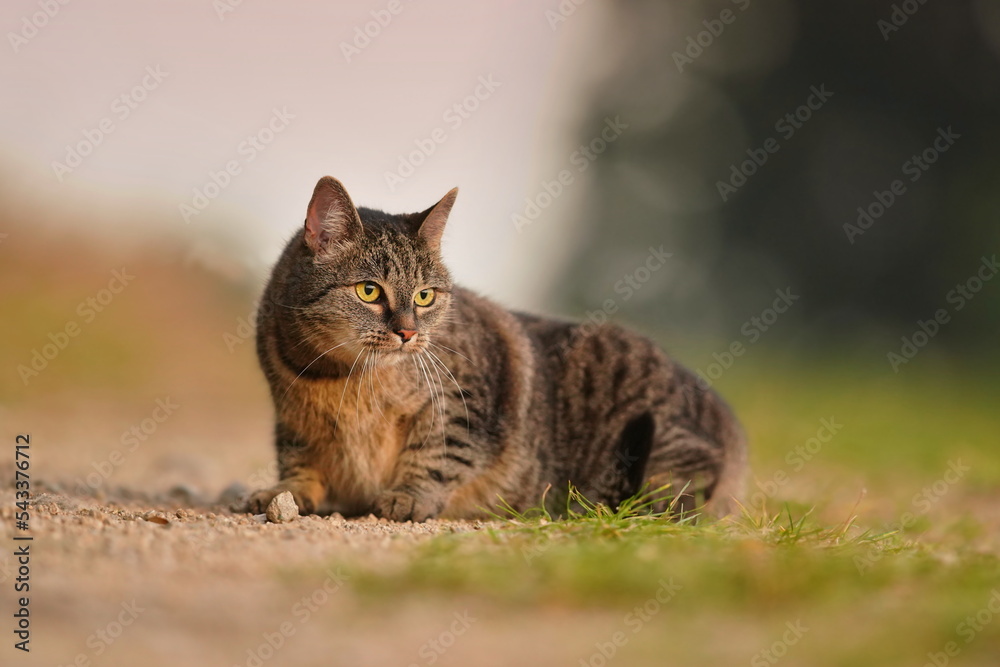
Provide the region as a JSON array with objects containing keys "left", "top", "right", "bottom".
[
  {"left": 355, "top": 281, "right": 381, "bottom": 303},
  {"left": 414, "top": 288, "right": 436, "bottom": 307}
]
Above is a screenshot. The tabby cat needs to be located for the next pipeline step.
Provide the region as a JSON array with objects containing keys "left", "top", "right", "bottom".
[{"left": 246, "top": 177, "right": 747, "bottom": 521}]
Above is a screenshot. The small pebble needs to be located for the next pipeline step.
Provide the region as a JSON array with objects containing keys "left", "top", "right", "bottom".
[{"left": 265, "top": 492, "right": 298, "bottom": 524}]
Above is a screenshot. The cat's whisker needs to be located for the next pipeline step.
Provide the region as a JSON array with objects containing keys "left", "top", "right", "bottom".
[
  {"left": 288, "top": 323, "right": 329, "bottom": 352},
  {"left": 428, "top": 355, "right": 448, "bottom": 450},
  {"left": 280, "top": 340, "right": 351, "bottom": 401},
  {"left": 419, "top": 351, "right": 448, "bottom": 450},
  {"left": 427, "top": 340, "right": 474, "bottom": 366},
  {"left": 415, "top": 354, "right": 442, "bottom": 448},
  {"left": 407, "top": 356, "right": 424, "bottom": 449},
  {"left": 369, "top": 351, "right": 388, "bottom": 423},
  {"left": 276, "top": 303, "right": 311, "bottom": 311},
  {"left": 356, "top": 350, "right": 371, "bottom": 425},
  {"left": 373, "top": 352, "right": 391, "bottom": 396},
  {"left": 424, "top": 348, "right": 470, "bottom": 438},
  {"left": 411, "top": 355, "right": 435, "bottom": 449},
  {"left": 416, "top": 353, "right": 436, "bottom": 427},
  {"left": 334, "top": 349, "right": 365, "bottom": 428}
]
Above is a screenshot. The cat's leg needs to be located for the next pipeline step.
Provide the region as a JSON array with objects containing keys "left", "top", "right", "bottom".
[
  {"left": 372, "top": 438, "right": 486, "bottom": 521},
  {"left": 372, "top": 403, "right": 487, "bottom": 522},
  {"left": 652, "top": 373, "right": 747, "bottom": 517},
  {"left": 642, "top": 425, "right": 729, "bottom": 516},
  {"left": 559, "top": 324, "right": 746, "bottom": 517},
  {"left": 574, "top": 412, "right": 728, "bottom": 516},
  {"left": 246, "top": 424, "right": 327, "bottom": 514}
]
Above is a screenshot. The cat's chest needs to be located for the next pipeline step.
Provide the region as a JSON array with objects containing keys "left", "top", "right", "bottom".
[{"left": 281, "top": 371, "right": 423, "bottom": 502}]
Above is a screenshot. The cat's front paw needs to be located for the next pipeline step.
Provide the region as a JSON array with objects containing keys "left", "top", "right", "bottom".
[
  {"left": 373, "top": 489, "right": 442, "bottom": 522},
  {"left": 246, "top": 485, "right": 318, "bottom": 515}
]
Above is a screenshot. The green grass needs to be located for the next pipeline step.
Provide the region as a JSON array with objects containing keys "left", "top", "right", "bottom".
[
  {"left": 325, "top": 351, "right": 1000, "bottom": 665},
  {"left": 351, "top": 496, "right": 898, "bottom": 603},
  {"left": 338, "top": 498, "right": 1000, "bottom": 664}
]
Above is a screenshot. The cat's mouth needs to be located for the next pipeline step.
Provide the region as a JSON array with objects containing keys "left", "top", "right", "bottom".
[
  {"left": 388, "top": 342, "right": 426, "bottom": 355},
  {"left": 360, "top": 344, "right": 425, "bottom": 366},
  {"left": 357, "top": 331, "right": 427, "bottom": 355},
  {"left": 363, "top": 340, "right": 426, "bottom": 356}
]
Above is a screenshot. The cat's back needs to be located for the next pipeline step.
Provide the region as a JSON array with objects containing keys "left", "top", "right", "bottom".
[
  {"left": 443, "top": 286, "right": 677, "bottom": 384},
  {"left": 443, "top": 286, "right": 574, "bottom": 350}
]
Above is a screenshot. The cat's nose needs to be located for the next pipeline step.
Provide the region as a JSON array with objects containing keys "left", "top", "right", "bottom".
[{"left": 395, "top": 329, "right": 417, "bottom": 343}]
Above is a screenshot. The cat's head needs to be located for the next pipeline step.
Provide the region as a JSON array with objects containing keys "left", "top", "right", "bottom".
[{"left": 279, "top": 176, "right": 457, "bottom": 366}]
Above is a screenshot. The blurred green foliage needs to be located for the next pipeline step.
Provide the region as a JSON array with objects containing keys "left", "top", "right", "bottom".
[{"left": 558, "top": 0, "right": 1000, "bottom": 348}]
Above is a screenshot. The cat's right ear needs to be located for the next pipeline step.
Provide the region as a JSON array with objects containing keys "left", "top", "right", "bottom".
[{"left": 304, "top": 176, "right": 363, "bottom": 253}]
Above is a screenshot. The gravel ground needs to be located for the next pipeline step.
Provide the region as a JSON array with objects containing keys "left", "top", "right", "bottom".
[
  {"left": 1, "top": 405, "right": 623, "bottom": 667},
  {"left": 0, "top": 480, "right": 486, "bottom": 583},
  {"left": 1, "top": 480, "right": 560, "bottom": 667}
]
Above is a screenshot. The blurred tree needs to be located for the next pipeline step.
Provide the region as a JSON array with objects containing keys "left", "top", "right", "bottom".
[{"left": 556, "top": 0, "right": 1000, "bottom": 346}]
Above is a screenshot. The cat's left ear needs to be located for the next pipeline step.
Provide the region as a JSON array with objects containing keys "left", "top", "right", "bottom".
[
  {"left": 414, "top": 188, "right": 458, "bottom": 252},
  {"left": 304, "top": 176, "right": 363, "bottom": 254}
]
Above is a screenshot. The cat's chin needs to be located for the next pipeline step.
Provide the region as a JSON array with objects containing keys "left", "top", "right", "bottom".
[{"left": 367, "top": 347, "right": 420, "bottom": 365}]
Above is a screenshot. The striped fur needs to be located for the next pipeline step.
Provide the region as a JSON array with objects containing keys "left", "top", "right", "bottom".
[{"left": 247, "top": 177, "right": 747, "bottom": 521}]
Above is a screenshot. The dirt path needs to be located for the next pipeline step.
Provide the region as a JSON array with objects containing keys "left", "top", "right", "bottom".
[{"left": 3, "top": 484, "right": 590, "bottom": 667}]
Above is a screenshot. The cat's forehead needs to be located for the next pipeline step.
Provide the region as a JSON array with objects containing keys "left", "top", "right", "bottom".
[
  {"left": 362, "top": 232, "right": 417, "bottom": 274},
  {"left": 354, "top": 230, "right": 447, "bottom": 285}
]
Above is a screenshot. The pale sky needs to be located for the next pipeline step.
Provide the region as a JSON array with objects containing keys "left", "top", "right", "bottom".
[{"left": 1, "top": 0, "right": 610, "bottom": 307}]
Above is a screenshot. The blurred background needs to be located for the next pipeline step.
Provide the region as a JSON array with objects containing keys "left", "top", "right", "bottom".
[
  {"left": 2, "top": 0, "right": 999, "bottom": 501},
  {"left": 4, "top": 3, "right": 1000, "bottom": 667}
]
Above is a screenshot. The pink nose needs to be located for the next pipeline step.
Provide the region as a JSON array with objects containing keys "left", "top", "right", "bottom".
[{"left": 395, "top": 329, "right": 417, "bottom": 343}]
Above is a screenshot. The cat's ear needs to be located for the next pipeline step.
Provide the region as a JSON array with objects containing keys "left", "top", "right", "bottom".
[
  {"left": 304, "top": 176, "right": 363, "bottom": 253},
  {"left": 414, "top": 187, "right": 458, "bottom": 252}
]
